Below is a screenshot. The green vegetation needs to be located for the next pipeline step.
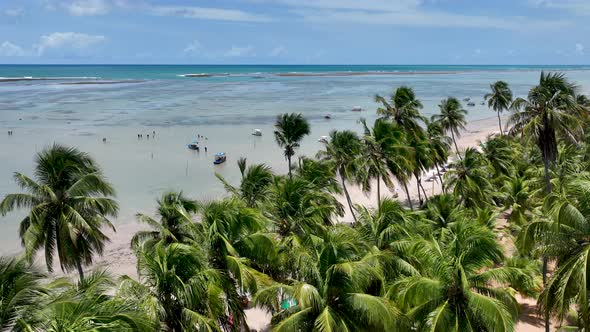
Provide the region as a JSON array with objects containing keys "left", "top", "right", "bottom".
[{"left": 1, "top": 71, "right": 590, "bottom": 331}]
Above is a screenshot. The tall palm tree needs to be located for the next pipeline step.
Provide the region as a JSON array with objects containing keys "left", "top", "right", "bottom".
[
  {"left": 407, "top": 133, "right": 432, "bottom": 206},
  {"left": 509, "top": 72, "right": 585, "bottom": 331},
  {"left": 131, "top": 191, "right": 198, "bottom": 250},
  {"left": 255, "top": 225, "right": 405, "bottom": 331},
  {"left": 485, "top": 81, "right": 513, "bottom": 135},
  {"left": 375, "top": 86, "right": 425, "bottom": 136},
  {"left": 274, "top": 113, "right": 311, "bottom": 179},
  {"left": 0, "top": 256, "right": 45, "bottom": 330},
  {"left": 433, "top": 97, "right": 468, "bottom": 159},
  {"left": 317, "top": 130, "right": 363, "bottom": 223},
  {"left": 216, "top": 157, "right": 274, "bottom": 207},
  {"left": 118, "top": 243, "right": 223, "bottom": 331},
  {"left": 426, "top": 118, "right": 451, "bottom": 193},
  {"left": 391, "top": 218, "right": 535, "bottom": 331},
  {"left": 0, "top": 144, "right": 118, "bottom": 282}
]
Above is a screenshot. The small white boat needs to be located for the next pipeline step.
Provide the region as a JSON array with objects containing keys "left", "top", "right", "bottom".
[
  {"left": 351, "top": 106, "right": 363, "bottom": 112},
  {"left": 318, "top": 136, "right": 329, "bottom": 143},
  {"left": 251, "top": 129, "right": 262, "bottom": 136}
]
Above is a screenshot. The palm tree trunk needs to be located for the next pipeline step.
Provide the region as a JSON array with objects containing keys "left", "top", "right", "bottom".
[
  {"left": 402, "top": 182, "right": 413, "bottom": 210},
  {"left": 341, "top": 174, "right": 357, "bottom": 223},
  {"left": 377, "top": 177, "right": 381, "bottom": 209},
  {"left": 287, "top": 154, "right": 292, "bottom": 179},
  {"left": 497, "top": 111, "right": 503, "bottom": 135},
  {"left": 76, "top": 260, "right": 85, "bottom": 283},
  {"left": 542, "top": 156, "right": 551, "bottom": 332},
  {"left": 451, "top": 131, "right": 462, "bottom": 160},
  {"left": 415, "top": 176, "right": 422, "bottom": 205},
  {"left": 419, "top": 179, "right": 428, "bottom": 201},
  {"left": 435, "top": 163, "right": 445, "bottom": 193}
]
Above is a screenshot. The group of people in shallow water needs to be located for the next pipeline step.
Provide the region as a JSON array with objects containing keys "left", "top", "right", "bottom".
[
  {"left": 137, "top": 130, "right": 156, "bottom": 140},
  {"left": 7, "top": 130, "right": 13, "bottom": 136},
  {"left": 196, "top": 134, "right": 208, "bottom": 152}
]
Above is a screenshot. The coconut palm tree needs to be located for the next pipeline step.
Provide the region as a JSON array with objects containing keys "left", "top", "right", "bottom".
[
  {"left": 391, "top": 218, "right": 534, "bottom": 331},
  {"left": 445, "top": 148, "right": 492, "bottom": 208},
  {"left": 131, "top": 191, "right": 198, "bottom": 250},
  {"left": 20, "top": 269, "right": 153, "bottom": 332},
  {"left": 422, "top": 193, "right": 463, "bottom": 233},
  {"left": 509, "top": 72, "right": 585, "bottom": 331},
  {"left": 118, "top": 243, "right": 223, "bottom": 331},
  {"left": 317, "top": 130, "right": 363, "bottom": 223},
  {"left": 255, "top": 225, "right": 405, "bottom": 331},
  {"left": 407, "top": 133, "right": 432, "bottom": 206},
  {"left": 518, "top": 175, "right": 590, "bottom": 330},
  {"left": 433, "top": 97, "right": 468, "bottom": 159},
  {"left": 274, "top": 113, "right": 311, "bottom": 179},
  {"left": 485, "top": 81, "right": 513, "bottom": 135},
  {"left": 216, "top": 157, "right": 274, "bottom": 207},
  {"left": 0, "top": 144, "right": 118, "bottom": 282},
  {"left": 426, "top": 119, "right": 451, "bottom": 193},
  {"left": 375, "top": 86, "right": 425, "bottom": 136},
  {"left": 0, "top": 256, "right": 45, "bottom": 330}
]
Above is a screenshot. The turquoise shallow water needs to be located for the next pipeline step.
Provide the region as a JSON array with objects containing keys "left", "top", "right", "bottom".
[{"left": 1, "top": 65, "right": 590, "bottom": 255}]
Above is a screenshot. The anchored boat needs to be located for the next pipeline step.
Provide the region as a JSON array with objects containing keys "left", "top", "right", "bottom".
[{"left": 214, "top": 152, "right": 227, "bottom": 164}]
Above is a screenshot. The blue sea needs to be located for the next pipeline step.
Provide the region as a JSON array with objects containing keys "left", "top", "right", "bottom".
[{"left": 1, "top": 64, "right": 590, "bottom": 258}]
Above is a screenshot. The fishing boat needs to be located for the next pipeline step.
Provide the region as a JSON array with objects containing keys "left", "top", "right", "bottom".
[
  {"left": 318, "top": 136, "right": 329, "bottom": 143},
  {"left": 467, "top": 102, "right": 476, "bottom": 107},
  {"left": 351, "top": 106, "right": 363, "bottom": 112},
  {"left": 252, "top": 129, "right": 262, "bottom": 136},
  {"left": 214, "top": 152, "right": 227, "bottom": 164},
  {"left": 187, "top": 141, "right": 199, "bottom": 150},
  {"left": 324, "top": 114, "right": 331, "bottom": 119},
  {"left": 463, "top": 97, "right": 471, "bottom": 102}
]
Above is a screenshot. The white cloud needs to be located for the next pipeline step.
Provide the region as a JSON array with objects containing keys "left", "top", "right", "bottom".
[
  {"left": 224, "top": 45, "right": 255, "bottom": 57},
  {"left": 4, "top": 7, "right": 24, "bottom": 17},
  {"left": 184, "top": 40, "right": 202, "bottom": 55},
  {"left": 529, "top": 0, "right": 590, "bottom": 15},
  {"left": 576, "top": 43, "right": 584, "bottom": 55},
  {"left": 36, "top": 32, "right": 106, "bottom": 56},
  {"left": 0, "top": 41, "right": 28, "bottom": 56},
  {"left": 60, "top": 0, "right": 110, "bottom": 16},
  {"left": 269, "top": 45, "right": 287, "bottom": 57},
  {"left": 268, "top": 0, "right": 421, "bottom": 11},
  {"left": 151, "top": 6, "right": 271, "bottom": 22}
]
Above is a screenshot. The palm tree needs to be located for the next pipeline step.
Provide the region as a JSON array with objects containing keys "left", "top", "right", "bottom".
[
  {"left": 391, "top": 218, "right": 535, "bottom": 331},
  {"left": 216, "top": 157, "right": 274, "bottom": 207},
  {"left": 509, "top": 72, "right": 585, "bottom": 331},
  {"left": 485, "top": 81, "right": 513, "bottom": 135},
  {"left": 118, "top": 243, "right": 223, "bottom": 331},
  {"left": 375, "top": 86, "right": 425, "bottom": 136},
  {"left": 20, "top": 269, "right": 153, "bottom": 332},
  {"left": 426, "top": 119, "right": 451, "bottom": 193},
  {"left": 131, "top": 191, "right": 198, "bottom": 250},
  {"left": 422, "top": 193, "right": 463, "bottom": 232},
  {"left": 317, "top": 130, "right": 363, "bottom": 223},
  {"left": 0, "top": 144, "right": 118, "bottom": 282},
  {"left": 274, "top": 113, "right": 311, "bottom": 179},
  {"left": 433, "top": 97, "right": 468, "bottom": 159},
  {"left": 518, "top": 175, "right": 590, "bottom": 330},
  {"left": 0, "top": 256, "right": 45, "bottom": 330},
  {"left": 445, "top": 148, "right": 492, "bottom": 208},
  {"left": 255, "top": 225, "right": 405, "bottom": 331},
  {"left": 407, "top": 133, "right": 432, "bottom": 206}
]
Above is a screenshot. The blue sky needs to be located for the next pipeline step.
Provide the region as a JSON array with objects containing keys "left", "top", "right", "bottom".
[{"left": 0, "top": 0, "right": 588, "bottom": 64}]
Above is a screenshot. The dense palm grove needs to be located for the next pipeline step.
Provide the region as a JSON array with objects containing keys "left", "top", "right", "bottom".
[{"left": 1, "top": 72, "right": 590, "bottom": 331}]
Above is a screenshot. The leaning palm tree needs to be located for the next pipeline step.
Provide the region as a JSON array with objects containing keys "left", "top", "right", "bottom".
[
  {"left": 375, "top": 86, "right": 425, "bottom": 136},
  {"left": 0, "top": 144, "right": 118, "bottom": 282},
  {"left": 433, "top": 97, "right": 468, "bottom": 159},
  {"left": 131, "top": 191, "right": 198, "bottom": 250},
  {"left": 426, "top": 118, "right": 451, "bottom": 192},
  {"left": 509, "top": 72, "right": 585, "bottom": 331},
  {"left": 274, "top": 113, "right": 311, "bottom": 179},
  {"left": 0, "top": 256, "right": 45, "bottom": 330},
  {"left": 317, "top": 130, "right": 363, "bottom": 223},
  {"left": 391, "top": 218, "right": 536, "bottom": 331},
  {"left": 255, "top": 225, "right": 406, "bottom": 331},
  {"left": 485, "top": 81, "right": 513, "bottom": 135}
]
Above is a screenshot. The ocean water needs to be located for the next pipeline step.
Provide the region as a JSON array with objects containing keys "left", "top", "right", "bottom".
[{"left": 1, "top": 65, "right": 590, "bottom": 254}]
